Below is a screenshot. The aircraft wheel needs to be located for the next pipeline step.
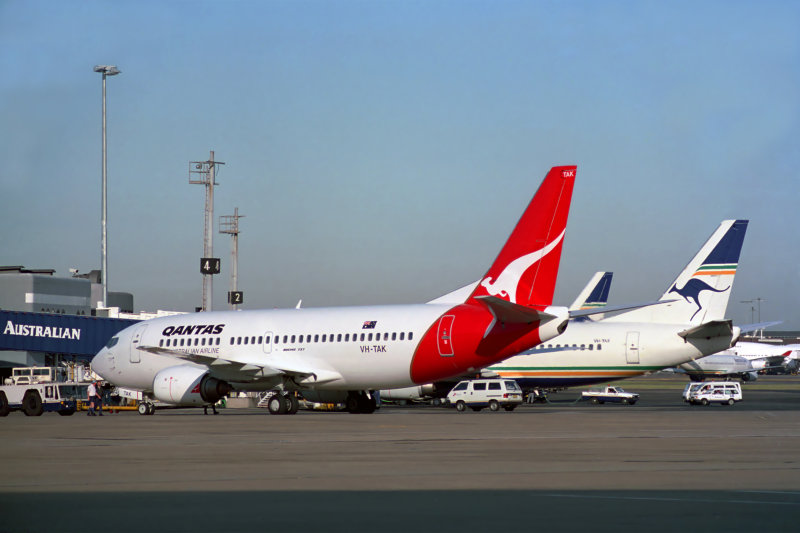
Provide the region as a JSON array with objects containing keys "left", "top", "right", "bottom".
[
  {"left": 22, "top": 390, "right": 43, "bottom": 416},
  {"left": 345, "top": 394, "right": 360, "bottom": 413},
  {"left": 701, "top": 398, "right": 709, "bottom": 406},
  {"left": 455, "top": 401, "right": 466, "bottom": 412},
  {"left": 0, "top": 392, "right": 10, "bottom": 417},
  {"left": 286, "top": 394, "right": 300, "bottom": 415},
  {"left": 357, "top": 393, "right": 376, "bottom": 414},
  {"left": 268, "top": 394, "right": 287, "bottom": 415},
  {"left": 488, "top": 400, "right": 500, "bottom": 412}
]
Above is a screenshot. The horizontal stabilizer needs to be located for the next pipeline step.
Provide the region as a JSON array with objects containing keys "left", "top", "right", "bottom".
[
  {"left": 475, "top": 295, "right": 556, "bottom": 324},
  {"left": 678, "top": 320, "right": 734, "bottom": 340},
  {"left": 569, "top": 299, "right": 677, "bottom": 319}
]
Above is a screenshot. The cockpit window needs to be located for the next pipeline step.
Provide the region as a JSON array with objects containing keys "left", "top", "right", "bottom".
[{"left": 104, "top": 336, "right": 119, "bottom": 349}]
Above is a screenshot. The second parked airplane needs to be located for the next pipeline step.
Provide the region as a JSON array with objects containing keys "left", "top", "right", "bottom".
[{"left": 487, "top": 220, "right": 749, "bottom": 389}]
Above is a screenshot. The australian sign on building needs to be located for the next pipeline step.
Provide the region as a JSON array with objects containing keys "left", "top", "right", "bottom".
[{"left": 0, "top": 310, "right": 140, "bottom": 357}]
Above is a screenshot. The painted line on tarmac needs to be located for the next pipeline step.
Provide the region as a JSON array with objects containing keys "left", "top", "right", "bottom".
[{"left": 542, "top": 493, "right": 800, "bottom": 506}]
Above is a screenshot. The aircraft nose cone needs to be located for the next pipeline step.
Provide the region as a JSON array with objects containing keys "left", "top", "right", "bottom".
[{"left": 90, "top": 348, "right": 109, "bottom": 379}]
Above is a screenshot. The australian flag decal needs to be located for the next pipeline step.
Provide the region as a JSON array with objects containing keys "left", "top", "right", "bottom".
[{"left": 362, "top": 321, "right": 377, "bottom": 329}]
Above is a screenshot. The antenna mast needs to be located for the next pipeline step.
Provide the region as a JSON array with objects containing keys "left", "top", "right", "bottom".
[{"left": 189, "top": 150, "right": 224, "bottom": 311}]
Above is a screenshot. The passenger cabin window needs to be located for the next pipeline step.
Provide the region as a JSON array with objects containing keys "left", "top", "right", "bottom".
[
  {"left": 291, "top": 335, "right": 296, "bottom": 343},
  {"left": 265, "top": 336, "right": 270, "bottom": 344},
  {"left": 391, "top": 332, "right": 396, "bottom": 341},
  {"left": 258, "top": 336, "right": 263, "bottom": 344},
  {"left": 337, "top": 334, "right": 342, "bottom": 342},
  {"left": 408, "top": 332, "right": 414, "bottom": 340},
  {"left": 344, "top": 334, "right": 350, "bottom": 342},
  {"left": 159, "top": 339, "right": 164, "bottom": 347},
  {"left": 322, "top": 335, "right": 327, "bottom": 342},
  {"left": 400, "top": 332, "right": 405, "bottom": 341}
]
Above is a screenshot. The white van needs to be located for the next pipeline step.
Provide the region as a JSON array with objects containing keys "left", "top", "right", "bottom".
[
  {"left": 446, "top": 379, "right": 523, "bottom": 412},
  {"left": 686, "top": 381, "right": 742, "bottom": 406}
]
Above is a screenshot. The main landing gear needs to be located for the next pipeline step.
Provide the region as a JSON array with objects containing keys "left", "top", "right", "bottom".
[
  {"left": 267, "top": 392, "right": 300, "bottom": 415},
  {"left": 345, "top": 391, "right": 377, "bottom": 414}
]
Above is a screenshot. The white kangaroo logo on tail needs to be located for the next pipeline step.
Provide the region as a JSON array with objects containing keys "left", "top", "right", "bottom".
[{"left": 480, "top": 229, "right": 565, "bottom": 303}]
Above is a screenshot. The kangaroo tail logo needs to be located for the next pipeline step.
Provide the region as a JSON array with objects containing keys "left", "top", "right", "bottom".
[
  {"left": 669, "top": 278, "right": 730, "bottom": 320},
  {"left": 480, "top": 229, "right": 565, "bottom": 304}
]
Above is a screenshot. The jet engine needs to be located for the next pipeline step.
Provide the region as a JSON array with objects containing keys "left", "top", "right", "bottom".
[
  {"left": 153, "top": 365, "right": 232, "bottom": 406},
  {"left": 740, "top": 371, "right": 758, "bottom": 382},
  {"left": 380, "top": 384, "right": 437, "bottom": 402}
]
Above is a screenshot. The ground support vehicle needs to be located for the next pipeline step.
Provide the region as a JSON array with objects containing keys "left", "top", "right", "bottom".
[
  {"left": 687, "top": 381, "right": 742, "bottom": 406},
  {"left": 581, "top": 386, "right": 639, "bottom": 405},
  {"left": 0, "top": 382, "right": 87, "bottom": 416},
  {"left": 446, "top": 379, "right": 524, "bottom": 412}
]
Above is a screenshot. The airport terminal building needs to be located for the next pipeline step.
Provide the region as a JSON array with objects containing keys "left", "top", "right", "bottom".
[{"left": 0, "top": 266, "right": 137, "bottom": 369}]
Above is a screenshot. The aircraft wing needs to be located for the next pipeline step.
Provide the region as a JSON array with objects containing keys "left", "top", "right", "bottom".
[
  {"left": 137, "top": 345, "right": 343, "bottom": 386},
  {"left": 678, "top": 320, "right": 734, "bottom": 340}
]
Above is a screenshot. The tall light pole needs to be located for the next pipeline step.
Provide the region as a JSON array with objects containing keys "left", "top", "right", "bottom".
[{"left": 93, "top": 64, "right": 120, "bottom": 309}]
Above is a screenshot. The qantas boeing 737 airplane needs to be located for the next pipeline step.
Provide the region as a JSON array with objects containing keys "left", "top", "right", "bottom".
[{"left": 91, "top": 166, "right": 577, "bottom": 414}]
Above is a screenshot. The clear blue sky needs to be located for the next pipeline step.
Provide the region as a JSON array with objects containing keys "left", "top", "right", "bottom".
[{"left": 1, "top": 0, "right": 798, "bottom": 328}]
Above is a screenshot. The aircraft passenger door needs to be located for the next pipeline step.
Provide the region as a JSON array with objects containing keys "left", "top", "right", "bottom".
[
  {"left": 437, "top": 315, "right": 455, "bottom": 357},
  {"left": 262, "top": 331, "right": 273, "bottom": 354},
  {"left": 625, "top": 331, "right": 640, "bottom": 364},
  {"left": 129, "top": 325, "right": 148, "bottom": 364}
]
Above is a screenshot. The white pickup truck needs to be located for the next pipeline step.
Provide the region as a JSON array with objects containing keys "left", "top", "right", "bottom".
[{"left": 581, "top": 386, "right": 639, "bottom": 405}]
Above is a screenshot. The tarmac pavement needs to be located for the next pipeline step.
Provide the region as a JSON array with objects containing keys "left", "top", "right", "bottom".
[{"left": 1, "top": 375, "right": 798, "bottom": 532}]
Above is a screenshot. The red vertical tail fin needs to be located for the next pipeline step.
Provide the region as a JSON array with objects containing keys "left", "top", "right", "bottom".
[{"left": 467, "top": 165, "right": 576, "bottom": 308}]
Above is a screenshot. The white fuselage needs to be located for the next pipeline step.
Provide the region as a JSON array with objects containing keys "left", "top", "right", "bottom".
[
  {"left": 488, "top": 319, "right": 734, "bottom": 388},
  {"left": 93, "top": 304, "right": 452, "bottom": 393}
]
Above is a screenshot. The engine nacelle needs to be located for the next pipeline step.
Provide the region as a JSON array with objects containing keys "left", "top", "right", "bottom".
[
  {"left": 153, "top": 365, "right": 232, "bottom": 406},
  {"left": 740, "top": 371, "right": 758, "bottom": 382}
]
